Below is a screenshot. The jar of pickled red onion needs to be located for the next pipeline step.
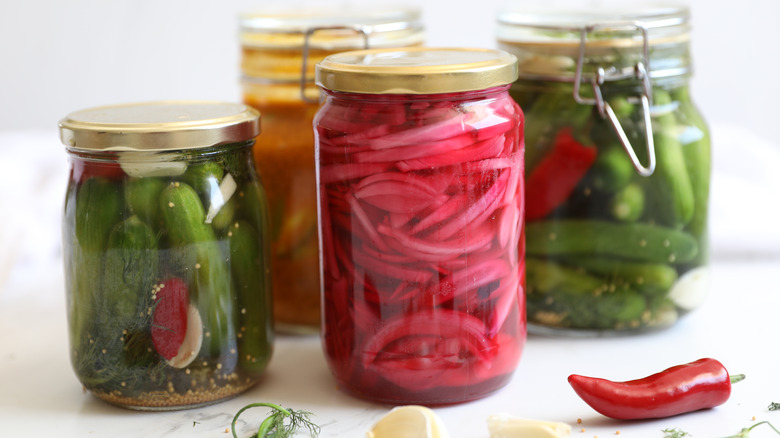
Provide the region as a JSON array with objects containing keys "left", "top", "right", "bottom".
[{"left": 313, "top": 47, "right": 526, "bottom": 405}]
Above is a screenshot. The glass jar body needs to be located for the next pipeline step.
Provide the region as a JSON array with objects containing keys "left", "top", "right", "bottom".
[
  {"left": 62, "top": 141, "right": 273, "bottom": 410},
  {"left": 314, "top": 86, "right": 526, "bottom": 405},
  {"left": 243, "top": 76, "right": 323, "bottom": 332},
  {"left": 513, "top": 76, "right": 711, "bottom": 334},
  {"left": 241, "top": 41, "right": 423, "bottom": 334}
]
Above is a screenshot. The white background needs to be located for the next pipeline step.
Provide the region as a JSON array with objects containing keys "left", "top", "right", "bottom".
[{"left": 0, "top": 0, "right": 779, "bottom": 142}]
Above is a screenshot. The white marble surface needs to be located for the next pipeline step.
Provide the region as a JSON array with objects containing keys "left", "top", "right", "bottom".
[{"left": 2, "top": 128, "right": 780, "bottom": 437}]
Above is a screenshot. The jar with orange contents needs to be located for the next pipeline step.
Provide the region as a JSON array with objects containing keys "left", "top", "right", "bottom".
[{"left": 239, "top": 7, "right": 424, "bottom": 333}]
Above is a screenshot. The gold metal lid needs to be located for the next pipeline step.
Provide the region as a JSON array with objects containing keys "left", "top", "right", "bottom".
[
  {"left": 59, "top": 101, "right": 261, "bottom": 152},
  {"left": 315, "top": 47, "right": 519, "bottom": 94},
  {"left": 239, "top": 6, "right": 424, "bottom": 50}
]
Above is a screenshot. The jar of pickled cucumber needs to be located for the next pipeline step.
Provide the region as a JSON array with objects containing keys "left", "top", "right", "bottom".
[
  {"left": 497, "top": 6, "right": 710, "bottom": 334},
  {"left": 59, "top": 101, "right": 273, "bottom": 410},
  {"left": 239, "top": 7, "right": 424, "bottom": 333},
  {"left": 314, "top": 47, "right": 526, "bottom": 405}
]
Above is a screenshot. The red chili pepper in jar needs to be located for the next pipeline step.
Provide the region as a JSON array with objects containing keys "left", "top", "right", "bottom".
[
  {"left": 524, "top": 127, "right": 597, "bottom": 221},
  {"left": 568, "top": 358, "right": 745, "bottom": 420}
]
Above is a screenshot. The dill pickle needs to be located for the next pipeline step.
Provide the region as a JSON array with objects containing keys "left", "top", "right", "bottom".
[
  {"left": 609, "top": 182, "right": 644, "bottom": 222},
  {"left": 92, "top": 215, "right": 158, "bottom": 368},
  {"left": 645, "top": 90, "right": 695, "bottom": 228},
  {"left": 526, "top": 219, "right": 698, "bottom": 264},
  {"left": 125, "top": 177, "right": 167, "bottom": 228},
  {"left": 589, "top": 145, "right": 634, "bottom": 193},
  {"left": 526, "top": 258, "right": 647, "bottom": 329},
  {"left": 227, "top": 220, "right": 273, "bottom": 372},
  {"left": 211, "top": 195, "right": 238, "bottom": 231},
  {"left": 69, "top": 177, "right": 123, "bottom": 350},
  {"left": 674, "top": 86, "right": 711, "bottom": 264},
  {"left": 182, "top": 161, "right": 224, "bottom": 203},
  {"left": 102, "top": 215, "right": 158, "bottom": 326},
  {"left": 563, "top": 256, "right": 678, "bottom": 296},
  {"left": 160, "top": 182, "right": 237, "bottom": 357}
]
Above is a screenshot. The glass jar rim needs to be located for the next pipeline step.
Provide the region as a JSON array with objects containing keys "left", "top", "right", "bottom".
[
  {"left": 59, "top": 101, "right": 260, "bottom": 153},
  {"left": 315, "top": 47, "right": 519, "bottom": 94},
  {"left": 239, "top": 6, "right": 424, "bottom": 50},
  {"left": 497, "top": 4, "right": 690, "bottom": 48}
]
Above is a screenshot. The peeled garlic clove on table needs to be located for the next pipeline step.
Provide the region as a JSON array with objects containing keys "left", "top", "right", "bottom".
[
  {"left": 487, "top": 413, "right": 571, "bottom": 438},
  {"left": 366, "top": 405, "right": 449, "bottom": 438}
]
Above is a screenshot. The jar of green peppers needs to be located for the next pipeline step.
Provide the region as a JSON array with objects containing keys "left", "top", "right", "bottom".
[
  {"left": 497, "top": 6, "right": 710, "bottom": 334},
  {"left": 59, "top": 101, "right": 273, "bottom": 409}
]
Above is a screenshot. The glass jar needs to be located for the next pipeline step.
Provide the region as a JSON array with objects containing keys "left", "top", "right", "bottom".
[
  {"left": 497, "top": 6, "right": 711, "bottom": 334},
  {"left": 314, "top": 47, "right": 526, "bottom": 405},
  {"left": 59, "top": 101, "right": 273, "bottom": 410},
  {"left": 239, "top": 7, "right": 424, "bottom": 333}
]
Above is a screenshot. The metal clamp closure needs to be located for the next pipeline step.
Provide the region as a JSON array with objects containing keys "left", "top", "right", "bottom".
[
  {"left": 572, "top": 22, "right": 656, "bottom": 177},
  {"left": 300, "top": 26, "right": 370, "bottom": 103}
]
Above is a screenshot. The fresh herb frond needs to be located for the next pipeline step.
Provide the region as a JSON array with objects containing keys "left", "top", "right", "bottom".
[
  {"left": 232, "top": 402, "right": 320, "bottom": 438},
  {"left": 769, "top": 402, "right": 780, "bottom": 411},
  {"left": 662, "top": 427, "right": 691, "bottom": 438},
  {"left": 722, "top": 421, "right": 780, "bottom": 438}
]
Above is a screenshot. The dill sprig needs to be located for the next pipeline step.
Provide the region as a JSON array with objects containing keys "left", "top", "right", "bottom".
[{"left": 231, "top": 402, "right": 320, "bottom": 438}]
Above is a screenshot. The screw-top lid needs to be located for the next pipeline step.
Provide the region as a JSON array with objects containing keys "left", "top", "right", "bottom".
[
  {"left": 59, "top": 101, "right": 261, "bottom": 152},
  {"left": 315, "top": 47, "right": 519, "bottom": 94}
]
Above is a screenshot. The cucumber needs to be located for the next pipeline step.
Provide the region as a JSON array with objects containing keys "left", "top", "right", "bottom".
[
  {"left": 526, "top": 257, "right": 604, "bottom": 295},
  {"left": 228, "top": 220, "right": 273, "bottom": 372},
  {"left": 525, "top": 219, "right": 698, "bottom": 264},
  {"left": 645, "top": 90, "right": 695, "bottom": 228},
  {"left": 75, "top": 177, "right": 122, "bottom": 252},
  {"left": 588, "top": 145, "right": 635, "bottom": 193},
  {"left": 609, "top": 182, "right": 644, "bottom": 222},
  {"left": 563, "top": 256, "right": 678, "bottom": 296},
  {"left": 96, "top": 215, "right": 158, "bottom": 367},
  {"left": 210, "top": 196, "right": 238, "bottom": 231},
  {"left": 125, "top": 177, "right": 167, "bottom": 228},
  {"left": 182, "top": 161, "right": 224, "bottom": 206},
  {"left": 526, "top": 258, "right": 647, "bottom": 329},
  {"left": 101, "top": 215, "right": 158, "bottom": 328},
  {"left": 160, "top": 181, "right": 237, "bottom": 357},
  {"left": 69, "top": 177, "right": 122, "bottom": 351},
  {"left": 674, "top": 86, "right": 711, "bottom": 264},
  {"left": 237, "top": 182, "right": 270, "bottom": 231}
]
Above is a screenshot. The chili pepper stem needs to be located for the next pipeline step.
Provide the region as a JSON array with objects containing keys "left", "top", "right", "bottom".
[{"left": 731, "top": 374, "right": 746, "bottom": 384}]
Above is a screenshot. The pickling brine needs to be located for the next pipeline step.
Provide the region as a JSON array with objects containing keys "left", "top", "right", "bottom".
[
  {"left": 497, "top": 6, "right": 711, "bottom": 334},
  {"left": 314, "top": 48, "right": 526, "bottom": 405},
  {"left": 240, "top": 7, "right": 424, "bottom": 333},
  {"left": 59, "top": 102, "right": 273, "bottom": 410}
]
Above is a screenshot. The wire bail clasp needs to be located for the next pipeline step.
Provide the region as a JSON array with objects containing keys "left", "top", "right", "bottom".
[
  {"left": 572, "top": 22, "right": 656, "bottom": 177},
  {"left": 300, "top": 26, "right": 371, "bottom": 103}
]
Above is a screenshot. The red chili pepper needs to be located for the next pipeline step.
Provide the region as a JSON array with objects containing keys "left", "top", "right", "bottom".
[
  {"left": 525, "top": 127, "right": 597, "bottom": 221},
  {"left": 71, "top": 158, "right": 125, "bottom": 183},
  {"left": 151, "top": 277, "right": 190, "bottom": 361},
  {"left": 568, "top": 358, "right": 745, "bottom": 420}
]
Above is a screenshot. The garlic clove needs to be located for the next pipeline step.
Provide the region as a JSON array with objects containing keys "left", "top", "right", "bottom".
[
  {"left": 487, "top": 413, "right": 571, "bottom": 438},
  {"left": 167, "top": 304, "right": 203, "bottom": 369},
  {"left": 366, "top": 405, "right": 449, "bottom": 438},
  {"left": 668, "top": 266, "right": 710, "bottom": 311},
  {"left": 205, "top": 172, "right": 237, "bottom": 224}
]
